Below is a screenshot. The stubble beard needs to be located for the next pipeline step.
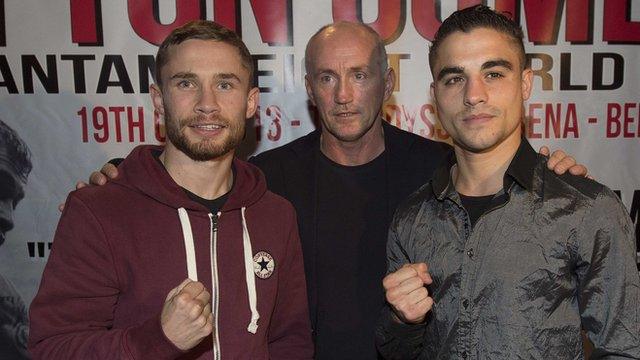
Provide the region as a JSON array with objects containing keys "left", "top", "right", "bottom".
[
  {"left": 165, "top": 114, "right": 244, "bottom": 162},
  {"left": 323, "top": 112, "right": 378, "bottom": 143},
  {"left": 449, "top": 107, "right": 508, "bottom": 153}
]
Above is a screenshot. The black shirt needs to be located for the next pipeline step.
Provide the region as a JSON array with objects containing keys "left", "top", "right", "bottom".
[
  {"left": 150, "top": 151, "right": 231, "bottom": 214},
  {"left": 183, "top": 188, "right": 230, "bottom": 215},
  {"left": 315, "top": 151, "right": 388, "bottom": 360},
  {"left": 459, "top": 193, "right": 494, "bottom": 228}
]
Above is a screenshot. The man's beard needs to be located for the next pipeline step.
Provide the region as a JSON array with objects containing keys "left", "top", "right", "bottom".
[{"left": 165, "top": 114, "right": 244, "bottom": 162}]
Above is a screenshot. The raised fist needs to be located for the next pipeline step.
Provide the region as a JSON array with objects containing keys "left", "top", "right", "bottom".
[
  {"left": 161, "top": 279, "right": 213, "bottom": 351},
  {"left": 383, "top": 263, "right": 434, "bottom": 324}
]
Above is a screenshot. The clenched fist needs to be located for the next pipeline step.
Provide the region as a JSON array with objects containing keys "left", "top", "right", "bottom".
[
  {"left": 161, "top": 279, "right": 213, "bottom": 351},
  {"left": 383, "top": 263, "right": 434, "bottom": 324}
]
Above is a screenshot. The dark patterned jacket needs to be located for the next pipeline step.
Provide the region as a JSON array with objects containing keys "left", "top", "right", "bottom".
[{"left": 377, "top": 139, "right": 640, "bottom": 359}]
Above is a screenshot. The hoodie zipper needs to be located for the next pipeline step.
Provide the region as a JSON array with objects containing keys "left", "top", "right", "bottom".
[{"left": 209, "top": 212, "right": 221, "bottom": 360}]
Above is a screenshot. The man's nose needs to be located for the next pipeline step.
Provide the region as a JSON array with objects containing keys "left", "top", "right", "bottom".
[
  {"left": 463, "top": 77, "right": 488, "bottom": 107},
  {"left": 334, "top": 77, "right": 354, "bottom": 104},
  {"left": 195, "top": 87, "right": 221, "bottom": 115}
]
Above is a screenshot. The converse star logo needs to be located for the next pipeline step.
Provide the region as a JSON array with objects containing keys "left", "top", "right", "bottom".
[{"left": 253, "top": 251, "right": 275, "bottom": 279}]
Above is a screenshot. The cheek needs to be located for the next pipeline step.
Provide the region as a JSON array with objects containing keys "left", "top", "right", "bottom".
[
  {"left": 433, "top": 87, "right": 458, "bottom": 110},
  {"left": 439, "top": 119, "right": 457, "bottom": 135},
  {"left": 315, "top": 94, "right": 334, "bottom": 111},
  {"left": 435, "top": 97, "right": 457, "bottom": 118},
  {"left": 166, "top": 94, "right": 194, "bottom": 113},
  {"left": 353, "top": 86, "right": 379, "bottom": 111},
  {"left": 359, "top": 88, "right": 376, "bottom": 105},
  {"left": 494, "top": 93, "right": 519, "bottom": 116},
  {"left": 220, "top": 94, "right": 249, "bottom": 115}
]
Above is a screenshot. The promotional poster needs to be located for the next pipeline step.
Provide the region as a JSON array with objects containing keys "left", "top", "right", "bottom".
[{"left": 0, "top": 1, "right": 638, "bottom": 355}]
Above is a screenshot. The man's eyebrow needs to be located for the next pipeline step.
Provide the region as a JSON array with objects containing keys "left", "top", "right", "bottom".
[
  {"left": 216, "top": 73, "right": 242, "bottom": 82},
  {"left": 314, "top": 65, "right": 372, "bottom": 75},
  {"left": 313, "top": 68, "right": 337, "bottom": 76},
  {"left": 481, "top": 59, "right": 513, "bottom": 71},
  {"left": 170, "top": 72, "right": 197, "bottom": 81},
  {"left": 169, "top": 72, "right": 243, "bottom": 83},
  {"left": 350, "top": 65, "right": 373, "bottom": 72},
  {"left": 436, "top": 66, "right": 464, "bottom": 81}
]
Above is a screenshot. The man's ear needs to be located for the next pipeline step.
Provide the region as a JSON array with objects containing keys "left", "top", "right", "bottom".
[
  {"left": 304, "top": 74, "right": 316, "bottom": 107},
  {"left": 383, "top": 67, "right": 396, "bottom": 102},
  {"left": 521, "top": 68, "right": 533, "bottom": 101},
  {"left": 150, "top": 84, "right": 165, "bottom": 116},
  {"left": 245, "top": 87, "right": 260, "bottom": 118}
]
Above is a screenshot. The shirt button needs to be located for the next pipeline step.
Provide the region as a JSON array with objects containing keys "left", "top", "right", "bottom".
[
  {"left": 467, "top": 248, "right": 474, "bottom": 258},
  {"left": 462, "top": 299, "right": 469, "bottom": 309}
]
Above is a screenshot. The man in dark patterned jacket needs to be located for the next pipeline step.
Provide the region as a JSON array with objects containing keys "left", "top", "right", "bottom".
[{"left": 377, "top": 6, "right": 640, "bottom": 359}]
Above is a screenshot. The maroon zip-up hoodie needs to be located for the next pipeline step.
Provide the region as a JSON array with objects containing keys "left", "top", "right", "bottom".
[{"left": 29, "top": 145, "right": 313, "bottom": 359}]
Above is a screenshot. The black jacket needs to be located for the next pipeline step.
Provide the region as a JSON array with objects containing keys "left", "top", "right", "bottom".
[{"left": 249, "top": 121, "right": 450, "bottom": 334}]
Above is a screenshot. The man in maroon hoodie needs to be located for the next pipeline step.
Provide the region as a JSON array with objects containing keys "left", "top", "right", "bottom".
[{"left": 29, "top": 21, "right": 313, "bottom": 359}]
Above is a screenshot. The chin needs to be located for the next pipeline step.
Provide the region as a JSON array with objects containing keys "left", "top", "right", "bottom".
[
  {"left": 333, "top": 130, "right": 368, "bottom": 142},
  {"left": 332, "top": 121, "right": 378, "bottom": 142},
  {"left": 185, "top": 147, "right": 233, "bottom": 161},
  {"left": 175, "top": 135, "right": 239, "bottom": 161},
  {"left": 455, "top": 135, "right": 499, "bottom": 153}
]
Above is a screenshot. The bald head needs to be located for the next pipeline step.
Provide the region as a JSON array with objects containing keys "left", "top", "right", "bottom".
[{"left": 305, "top": 21, "right": 388, "bottom": 76}]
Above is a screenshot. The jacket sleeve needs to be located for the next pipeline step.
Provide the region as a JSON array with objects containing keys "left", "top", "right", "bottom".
[
  {"left": 575, "top": 188, "right": 640, "bottom": 359},
  {"left": 266, "top": 206, "right": 314, "bottom": 359},
  {"left": 28, "top": 194, "right": 184, "bottom": 360},
  {"left": 375, "top": 214, "right": 426, "bottom": 360}
]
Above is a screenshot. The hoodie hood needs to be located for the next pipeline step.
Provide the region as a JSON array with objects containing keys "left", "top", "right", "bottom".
[{"left": 112, "top": 145, "right": 267, "bottom": 213}]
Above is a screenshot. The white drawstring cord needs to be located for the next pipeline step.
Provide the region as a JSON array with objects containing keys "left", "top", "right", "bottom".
[
  {"left": 178, "top": 208, "right": 197, "bottom": 281},
  {"left": 241, "top": 207, "right": 260, "bottom": 334}
]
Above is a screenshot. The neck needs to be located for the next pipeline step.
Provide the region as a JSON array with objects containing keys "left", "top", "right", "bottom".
[
  {"left": 320, "top": 119, "right": 385, "bottom": 166},
  {"left": 453, "top": 132, "right": 521, "bottom": 196},
  {"left": 160, "top": 143, "right": 234, "bottom": 200}
]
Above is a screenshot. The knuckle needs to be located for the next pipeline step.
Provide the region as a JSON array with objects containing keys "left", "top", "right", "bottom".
[
  {"left": 426, "top": 297, "right": 434, "bottom": 309},
  {"left": 382, "top": 276, "right": 396, "bottom": 289},
  {"left": 175, "top": 293, "right": 190, "bottom": 306},
  {"left": 396, "top": 299, "right": 410, "bottom": 311},
  {"left": 385, "top": 292, "right": 397, "bottom": 304},
  {"left": 194, "top": 315, "right": 207, "bottom": 327},
  {"left": 387, "top": 287, "right": 403, "bottom": 299},
  {"left": 192, "top": 281, "right": 205, "bottom": 291},
  {"left": 189, "top": 303, "right": 203, "bottom": 317},
  {"left": 202, "top": 322, "right": 214, "bottom": 335},
  {"left": 407, "top": 277, "right": 422, "bottom": 288},
  {"left": 182, "top": 283, "right": 197, "bottom": 294}
]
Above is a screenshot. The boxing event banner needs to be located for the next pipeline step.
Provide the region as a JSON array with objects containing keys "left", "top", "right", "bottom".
[{"left": 0, "top": 0, "right": 638, "bottom": 318}]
